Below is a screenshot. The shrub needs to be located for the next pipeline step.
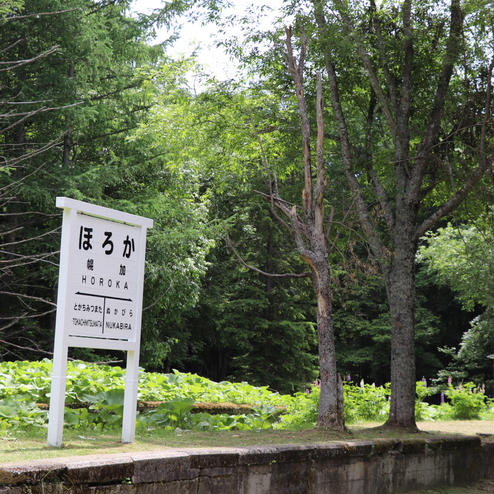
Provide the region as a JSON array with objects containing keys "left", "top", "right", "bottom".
[
  {"left": 415, "top": 380, "right": 436, "bottom": 421},
  {"left": 344, "top": 382, "right": 389, "bottom": 423},
  {"left": 445, "top": 382, "right": 486, "bottom": 419}
]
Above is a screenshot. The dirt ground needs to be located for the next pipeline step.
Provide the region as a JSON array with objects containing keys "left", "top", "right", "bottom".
[{"left": 416, "top": 420, "right": 493, "bottom": 436}]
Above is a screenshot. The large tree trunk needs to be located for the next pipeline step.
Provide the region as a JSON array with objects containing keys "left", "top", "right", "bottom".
[
  {"left": 312, "top": 258, "right": 345, "bottom": 430},
  {"left": 311, "top": 0, "right": 488, "bottom": 432},
  {"left": 384, "top": 220, "right": 418, "bottom": 430}
]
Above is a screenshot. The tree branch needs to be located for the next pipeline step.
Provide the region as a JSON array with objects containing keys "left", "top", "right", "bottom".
[
  {"left": 415, "top": 57, "right": 493, "bottom": 239},
  {"left": 314, "top": 72, "right": 326, "bottom": 236},
  {"left": 332, "top": 0, "right": 396, "bottom": 139},
  {"left": 0, "top": 308, "right": 56, "bottom": 321},
  {"left": 0, "top": 45, "right": 59, "bottom": 72},
  {"left": 313, "top": 0, "right": 385, "bottom": 265},
  {"left": 0, "top": 338, "right": 54, "bottom": 357},
  {"left": 0, "top": 38, "right": 25, "bottom": 56},
  {"left": 0, "top": 291, "right": 57, "bottom": 307},
  {"left": 248, "top": 109, "right": 291, "bottom": 231},
  {"left": 0, "top": 101, "right": 83, "bottom": 120},
  {"left": 364, "top": 90, "right": 393, "bottom": 231},
  {"left": 224, "top": 228, "right": 310, "bottom": 279},
  {"left": 289, "top": 205, "right": 317, "bottom": 267},
  {"left": 370, "top": 0, "right": 398, "bottom": 113},
  {"left": 395, "top": 0, "right": 413, "bottom": 176},
  {"left": 285, "top": 26, "right": 313, "bottom": 219},
  {"left": 0, "top": 226, "right": 60, "bottom": 248},
  {"left": 6, "top": 8, "right": 78, "bottom": 21},
  {"left": 408, "top": 0, "right": 463, "bottom": 201},
  {"left": 0, "top": 138, "right": 62, "bottom": 173}
]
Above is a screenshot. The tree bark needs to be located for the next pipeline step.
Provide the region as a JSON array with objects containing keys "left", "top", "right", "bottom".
[
  {"left": 282, "top": 31, "right": 345, "bottom": 430},
  {"left": 311, "top": 256, "right": 344, "bottom": 429},
  {"left": 311, "top": 0, "right": 485, "bottom": 432},
  {"left": 385, "top": 224, "right": 418, "bottom": 429}
]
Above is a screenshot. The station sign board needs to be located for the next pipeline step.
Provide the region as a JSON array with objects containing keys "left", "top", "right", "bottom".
[
  {"left": 47, "top": 197, "right": 153, "bottom": 447},
  {"left": 66, "top": 211, "right": 143, "bottom": 345}
]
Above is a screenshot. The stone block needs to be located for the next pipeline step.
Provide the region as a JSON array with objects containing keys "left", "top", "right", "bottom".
[
  {"left": 269, "top": 457, "right": 311, "bottom": 494},
  {"left": 65, "top": 455, "right": 134, "bottom": 485},
  {"left": 0, "top": 435, "right": 491, "bottom": 494},
  {"left": 188, "top": 449, "right": 240, "bottom": 469},
  {"left": 134, "top": 478, "right": 199, "bottom": 494},
  {"left": 131, "top": 451, "right": 197, "bottom": 483},
  {"left": 238, "top": 446, "right": 279, "bottom": 466},
  {"left": 0, "top": 460, "right": 67, "bottom": 486},
  {"left": 196, "top": 472, "right": 240, "bottom": 494},
  {"left": 244, "top": 464, "right": 272, "bottom": 494},
  {"left": 85, "top": 485, "right": 136, "bottom": 494}
]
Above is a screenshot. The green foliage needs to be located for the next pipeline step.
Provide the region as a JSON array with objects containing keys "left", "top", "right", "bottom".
[
  {"left": 334, "top": 267, "right": 450, "bottom": 385},
  {"left": 143, "top": 398, "right": 195, "bottom": 429},
  {"left": 0, "top": 0, "right": 23, "bottom": 19},
  {"left": 445, "top": 382, "right": 487, "bottom": 420},
  {"left": 344, "top": 382, "right": 390, "bottom": 423},
  {"left": 0, "top": 361, "right": 492, "bottom": 434},
  {"left": 158, "top": 176, "right": 318, "bottom": 392},
  {"left": 0, "top": 1, "right": 215, "bottom": 367},
  {"left": 418, "top": 211, "right": 494, "bottom": 311},
  {"left": 0, "top": 396, "right": 46, "bottom": 431},
  {"left": 64, "top": 389, "right": 125, "bottom": 431},
  {"left": 2, "top": 0, "right": 492, "bottom": 424},
  {"left": 0, "top": 360, "right": 297, "bottom": 432},
  {"left": 415, "top": 381, "right": 435, "bottom": 421},
  {"left": 419, "top": 211, "right": 494, "bottom": 388},
  {"left": 456, "top": 310, "right": 494, "bottom": 377}
]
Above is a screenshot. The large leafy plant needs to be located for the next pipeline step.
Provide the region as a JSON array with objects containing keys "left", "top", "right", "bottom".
[{"left": 0, "top": 361, "right": 492, "bottom": 434}]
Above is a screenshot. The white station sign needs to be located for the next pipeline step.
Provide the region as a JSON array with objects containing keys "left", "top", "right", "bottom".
[
  {"left": 67, "top": 214, "right": 141, "bottom": 342},
  {"left": 47, "top": 197, "right": 153, "bottom": 447}
]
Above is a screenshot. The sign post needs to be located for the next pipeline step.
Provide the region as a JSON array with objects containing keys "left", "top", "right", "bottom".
[{"left": 47, "top": 197, "right": 153, "bottom": 447}]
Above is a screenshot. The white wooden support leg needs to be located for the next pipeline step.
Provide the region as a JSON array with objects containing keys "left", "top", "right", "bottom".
[
  {"left": 47, "top": 343, "right": 68, "bottom": 447},
  {"left": 121, "top": 349, "right": 139, "bottom": 443}
]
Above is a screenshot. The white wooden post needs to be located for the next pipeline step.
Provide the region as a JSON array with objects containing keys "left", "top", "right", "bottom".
[
  {"left": 121, "top": 222, "right": 147, "bottom": 443},
  {"left": 47, "top": 207, "right": 73, "bottom": 447},
  {"left": 47, "top": 197, "right": 152, "bottom": 447},
  {"left": 122, "top": 350, "right": 139, "bottom": 443},
  {"left": 47, "top": 342, "right": 69, "bottom": 447}
]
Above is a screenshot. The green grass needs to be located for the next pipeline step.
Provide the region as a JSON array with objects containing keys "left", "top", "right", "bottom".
[
  {"left": 0, "top": 428, "right": 397, "bottom": 464},
  {"left": 3, "top": 422, "right": 492, "bottom": 465},
  {"left": 1, "top": 360, "right": 492, "bottom": 466}
]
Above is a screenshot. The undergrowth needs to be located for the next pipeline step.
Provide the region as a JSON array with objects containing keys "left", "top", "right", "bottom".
[{"left": 0, "top": 360, "right": 492, "bottom": 435}]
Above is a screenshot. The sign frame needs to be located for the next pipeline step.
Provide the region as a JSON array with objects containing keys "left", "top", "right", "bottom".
[{"left": 47, "top": 197, "right": 153, "bottom": 447}]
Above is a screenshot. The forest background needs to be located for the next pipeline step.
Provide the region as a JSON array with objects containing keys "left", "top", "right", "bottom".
[{"left": 0, "top": 0, "right": 492, "bottom": 410}]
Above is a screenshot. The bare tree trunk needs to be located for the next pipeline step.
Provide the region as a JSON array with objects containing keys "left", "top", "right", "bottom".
[
  {"left": 385, "top": 229, "right": 417, "bottom": 429},
  {"left": 312, "top": 258, "right": 344, "bottom": 429},
  {"left": 250, "top": 29, "right": 347, "bottom": 431}
]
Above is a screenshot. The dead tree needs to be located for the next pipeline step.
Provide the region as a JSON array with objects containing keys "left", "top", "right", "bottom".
[{"left": 246, "top": 28, "right": 346, "bottom": 430}]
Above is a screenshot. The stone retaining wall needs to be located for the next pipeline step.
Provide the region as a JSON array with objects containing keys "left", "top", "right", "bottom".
[{"left": 0, "top": 435, "right": 492, "bottom": 493}]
